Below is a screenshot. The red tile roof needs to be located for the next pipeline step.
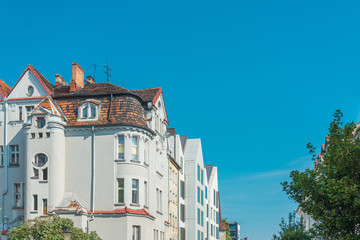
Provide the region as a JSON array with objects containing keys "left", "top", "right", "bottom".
[
  {"left": 9, "top": 65, "right": 53, "bottom": 96},
  {"left": 87, "top": 207, "right": 154, "bottom": 218},
  {"left": 0, "top": 79, "right": 11, "bottom": 98}
]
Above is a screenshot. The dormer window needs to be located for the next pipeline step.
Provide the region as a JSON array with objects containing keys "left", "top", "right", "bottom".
[{"left": 79, "top": 102, "right": 99, "bottom": 120}]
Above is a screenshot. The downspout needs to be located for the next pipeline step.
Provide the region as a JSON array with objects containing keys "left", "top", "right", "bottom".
[
  {"left": 1, "top": 99, "right": 8, "bottom": 230},
  {"left": 87, "top": 126, "right": 95, "bottom": 234}
]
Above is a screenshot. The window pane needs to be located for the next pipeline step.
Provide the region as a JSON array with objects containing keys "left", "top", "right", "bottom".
[
  {"left": 82, "top": 106, "right": 88, "bottom": 118},
  {"left": 132, "top": 136, "right": 137, "bottom": 145},
  {"left": 118, "top": 189, "right": 124, "bottom": 203},
  {"left": 118, "top": 136, "right": 124, "bottom": 144},
  {"left": 90, "top": 105, "right": 96, "bottom": 118}
]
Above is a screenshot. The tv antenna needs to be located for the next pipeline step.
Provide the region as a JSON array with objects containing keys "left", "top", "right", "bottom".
[
  {"left": 92, "top": 64, "right": 96, "bottom": 80},
  {"left": 103, "top": 61, "right": 112, "bottom": 83}
]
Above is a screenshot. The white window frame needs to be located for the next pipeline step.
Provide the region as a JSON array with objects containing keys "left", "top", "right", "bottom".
[
  {"left": 132, "top": 179, "right": 139, "bottom": 204},
  {"left": 117, "top": 135, "right": 125, "bottom": 159},
  {"left": 0, "top": 146, "right": 3, "bottom": 166},
  {"left": 132, "top": 226, "right": 141, "bottom": 240},
  {"left": 117, "top": 178, "right": 124, "bottom": 204},
  {"left": 131, "top": 136, "right": 138, "bottom": 161},
  {"left": 78, "top": 102, "right": 99, "bottom": 121},
  {"left": 144, "top": 181, "right": 148, "bottom": 207}
]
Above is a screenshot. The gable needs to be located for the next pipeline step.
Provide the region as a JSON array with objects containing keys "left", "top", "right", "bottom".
[{"left": 8, "top": 69, "right": 51, "bottom": 100}]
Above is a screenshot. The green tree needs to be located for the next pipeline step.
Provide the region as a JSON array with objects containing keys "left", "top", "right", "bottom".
[
  {"left": 272, "top": 211, "right": 312, "bottom": 240},
  {"left": 221, "top": 218, "right": 232, "bottom": 240},
  {"left": 9, "top": 215, "right": 101, "bottom": 240},
  {"left": 282, "top": 110, "right": 360, "bottom": 240}
]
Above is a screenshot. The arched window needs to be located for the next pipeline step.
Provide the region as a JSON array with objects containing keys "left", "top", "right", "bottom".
[
  {"left": 34, "top": 154, "right": 48, "bottom": 167},
  {"left": 79, "top": 102, "right": 99, "bottom": 120}
]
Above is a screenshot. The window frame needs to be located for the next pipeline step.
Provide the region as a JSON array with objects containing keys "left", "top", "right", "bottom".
[
  {"left": 10, "top": 145, "right": 19, "bottom": 165},
  {"left": 131, "top": 136, "right": 139, "bottom": 161},
  {"left": 117, "top": 178, "right": 124, "bottom": 204},
  {"left": 78, "top": 102, "right": 99, "bottom": 121},
  {"left": 131, "top": 179, "right": 139, "bottom": 204}
]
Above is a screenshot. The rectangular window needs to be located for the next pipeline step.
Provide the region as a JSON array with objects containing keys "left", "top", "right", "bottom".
[
  {"left": 180, "top": 204, "right": 185, "bottom": 222},
  {"left": 197, "top": 208, "right": 200, "bottom": 225},
  {"left": 144, "top": 181, "right": 148, "bottom": 206},
  {"left": 42, "top": 168, "right": 48, "bottom": 181},
  {"left": 117, "top": 178, "right": 124, "bottom": 203},
  {"left": 201, "top": 210, "right": 204, "bottom": 226},
  {"left": 207, "top": 204, "right": 209, "bottom": 218},
  {"left": 214, "top": 190, "right": 216, "bottom": 206},
  {"left": 33, "top": 168, "right": 39, "bottom": 178},
  {"left": 33, "top": 195, "right": 38, "bottom": 211},
  {"left": 14, "top": 183, "right": 21, "bottom": 207},
  {"left": 43, "top": 199, "right": 47, "bottom": 215},
  {"left": 19, "top": 107, "right": 22, "bottom": 121},
  {"left": 180, "top": 181, "right": 185, "bottom": 199},
  {"left": 180, "top": 156, "right": 184, "bottom": 174},
  {"left": 10, "top": 145, "right": 19, "bottom": 165},
  {"left": 180, "top": 228, "right": 185, "bottom": 240},
  {"left": 216, "top": 211, "right": 219, "bottom": 224},
  {"left": 205, "top": 186, "right": 207, "bottom": 199},
  {"left": 0, "top": 146, "right": 3, "bottom": 166},
  {"left": 211, "top": 224, "right": 213, "bottom": 236},
  {"left": 201, "top": 190, "right": 204, "bottom": 205},
  {"left": 216, "top": 191, "right": 219, "bottom": 208},
  {"left": 197, "top": 230, "right": 200, "bottom": 240},
  {"left": 159, "top": 190, "right": 162, "bottom": 212},
  {"left": 201, "top": 169, "right": 204, "bottom": 185},
  {"left": 118, "top": 135, "right": 125, "bottom": 159},
  {"left": 132, "top": 179, "right": 139, "bottom": 204},
  {"left": 26, "top": 106, "right": 34, "bottom": 120},
  {"left": 197, "top": 187, "right": 200, "bottom": 203},
  {"left": 197, "top": 165, "right": 200, "bottom": 181},
  {"left": 132, "top": 226, "right": 141, "bottom": 240},
  {"left": 201, "top": 231, "right": 204, "bottom": 240},
  {"left": 131, "top": 136, "right": 138, "bottom": 160}
]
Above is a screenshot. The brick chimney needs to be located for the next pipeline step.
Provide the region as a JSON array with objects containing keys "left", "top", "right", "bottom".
[
  {"left": 55, "top": 74, "right": 66, "bottom": 86},
  {"left": 70, "top": 63, "right": 84, "bottom": 92}
]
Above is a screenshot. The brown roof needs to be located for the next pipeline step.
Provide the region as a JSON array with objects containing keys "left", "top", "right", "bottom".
[
  {"left": 131, "top": 87, "right": 161, "bottom": 103},
  {"left": 0, "top": 79, "right": 11, "bottom": 98},
  {"left": 55, "top": 94, "right": 150, "bottom": 131},
  {"left": 54, "top": 83, "right": 129, "bottom": 98}
]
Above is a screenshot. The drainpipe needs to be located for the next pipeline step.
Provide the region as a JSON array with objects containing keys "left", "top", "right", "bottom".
[
  {"left": 1, "top": 99, "right": 8, "bottom": 230},
  {"left": 87, "top": 126, "right": 95, "bottom": 233}
]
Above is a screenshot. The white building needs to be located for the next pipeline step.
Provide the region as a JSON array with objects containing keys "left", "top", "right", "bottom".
[
  {"left": 0, "top": 62, "right": 223, "bottom": 240},
  {"left": 0, "top": 63, "right": 171, "bottom": 240}
]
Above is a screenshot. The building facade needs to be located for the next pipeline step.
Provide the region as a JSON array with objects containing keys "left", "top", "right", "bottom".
[{"left": 0, "top": 63, "right": 223, "bottom": 240}]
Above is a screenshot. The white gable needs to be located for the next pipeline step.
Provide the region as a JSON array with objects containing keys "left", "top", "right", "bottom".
[{"left": 7, "top": 70, "right": 49, "bottom": 99}]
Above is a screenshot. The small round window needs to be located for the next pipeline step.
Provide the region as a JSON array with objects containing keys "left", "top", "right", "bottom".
[
  {"left": 27, "top": 86, "right": 34, "bottom": 97},
  {"left": 34, "top": 154, "right": 48, "bottom": 167}
]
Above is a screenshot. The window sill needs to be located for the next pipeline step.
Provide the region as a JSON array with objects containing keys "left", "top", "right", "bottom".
[
  {"left": 144, "top": 162, "right": 149, "bottom": 166},
  {"left": 156, "top": 211, "right": 163, "bottom": 215},
  {"left": 130, "top": 203, "right": 140, "bottom": 207},
  {"left": 12, "top": 206, "right": 24, "bottom": 209},
  {"left": 144, "top": 205, "right": 148, "bottom": 209},
  {"left": 156, "top": 171, "right": 163, "bottom": 178},
  {"left": 130, "top": 160, "right": 140, "bottom": 163},
  {"left": 0, "top": 165, "right": 3, "bottom": 168},
  {"left": 114, "top": 203, "right": 125, "bottom": 207},
  {"left": 114, "top": 159, "right": 125, "bottom": 163},
  {"left": 8, "top": 164, "right": 20, "bottom": 168},
  {"left": 30, "top": 177, "right": 39, "bottom": 179},
  {"left": 39, "top": 180, "right": 48, "bottom": 183},
  {"left": 30, "top": 211, "right": 38, "bottom": 214}
]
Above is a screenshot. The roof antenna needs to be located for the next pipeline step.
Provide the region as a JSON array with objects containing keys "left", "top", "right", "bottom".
[
  {"left": 103, "top": 61, "right": 112, "bottom": 83},
  {"left": 92, "top": 63, "right": 96, "bottom": 81}
]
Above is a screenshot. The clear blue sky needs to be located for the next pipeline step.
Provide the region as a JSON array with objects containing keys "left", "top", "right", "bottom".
[{"left": 1, "top": 0, "right": 360, "bottom": 239}]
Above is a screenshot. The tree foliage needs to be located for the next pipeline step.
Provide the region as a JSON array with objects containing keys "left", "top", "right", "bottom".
[
  {"left": 221, "top": 218, "right": 232, "bottom": 240},
  {"left": 272, "top": 212, "right": 312, "bottom": 240},
  {"left": 282, "top": 110, "right": 360, "bottom": 240},
  {"left": 9, "top": 215, "right": 101, "bottom": 240}
]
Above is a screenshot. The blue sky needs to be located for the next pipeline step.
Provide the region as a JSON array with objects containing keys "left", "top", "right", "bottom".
[{"left": 1, "top": 0, "right": 360, "bottom": 239}]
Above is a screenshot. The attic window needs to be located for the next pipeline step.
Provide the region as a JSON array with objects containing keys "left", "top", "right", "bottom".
[
  {"left": 36, "top": 117, "right": 45, "bottom": 128},
  {"left": 27, "top": 86, "right": 34, "bottom": 97},
  {"left": 79, "top": 102, "right": 99, "bottom": 120}
]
